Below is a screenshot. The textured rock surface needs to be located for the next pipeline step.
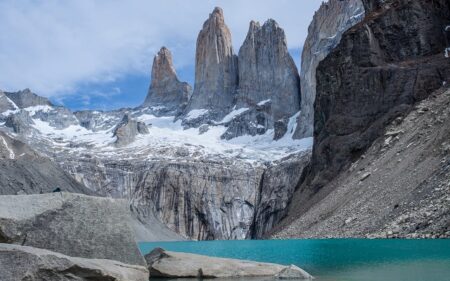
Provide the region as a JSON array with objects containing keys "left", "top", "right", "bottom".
[
  {"left": 308, "top": 0, "right": 450, "bottom": 189},
  {"left": 0, "top": 131, "right": 93, "bottom": 195},
  {"left": 226, "top": 19, "right": 300, "bottom": 139},
  {"left": 143, "top": 47, "right": 191, "bottom": 114},
  {"left": 0, "top": 193, "right": 146, "bottom": 266},
  {"left": 183, "top": 7, "right": 238, "bottom": 124},
  {"left": 0, "top": 90, "right": 17, "bottom": 112},
  {"left": 0, "top": 244, "right": 149, "bottom": 281},
  {"left": 145, "top": 248, "right": 312, "bottom": 279},
  {"left": 4, "top": 88, "right": 52, "bottom": 108},
  {"left": 294, "top": 0, "right": 364, "bottom": 139},
  {"left": 113, "top": 114, "right": 148, "bottom": 146},
  {"left": 253, "top": 151, "right": 310, "bottom": 239},
  {"left": 273, "top": 87, "right": 450, "bottom": 239}
]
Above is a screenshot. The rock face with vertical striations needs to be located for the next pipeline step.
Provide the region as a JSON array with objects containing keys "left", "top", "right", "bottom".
[
  {"left": 294, "top": 0, "right": 365, "bottom": 139},
  {"left": 222, "top": 19, "right": 300, "bottom": 140},
  {"left": 142, "top": 47, "right": 191, "bottom": 115},
  {"left": 183, "top": 7, "right": 238, "bottom": 126}
]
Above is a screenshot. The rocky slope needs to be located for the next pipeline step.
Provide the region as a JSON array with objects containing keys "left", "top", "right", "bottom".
[
  {"left": 273, "top": 0, "right": 450, "bottom": 238},
  {"left": 183, "top": 7, "right": 238, "bottom": 124},
  {"left": 0, "top": 131, "right": 94, "bottom": 195},
  {"left": 294, "top": 0, "right": 364, "bottom": 139},
  {"left": 142, "top": 47, "right": 191, "bottom": 115},
  {"left": 274, "top": 87, "right": 450, "bottom": 239}
]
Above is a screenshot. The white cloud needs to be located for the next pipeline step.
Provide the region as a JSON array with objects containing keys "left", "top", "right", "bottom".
[{"left": 0, "top": 0, "right": 323, "bottom": 97}]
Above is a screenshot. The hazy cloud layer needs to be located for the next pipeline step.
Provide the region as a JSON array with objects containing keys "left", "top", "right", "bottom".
[{"left": 0, "top": 0, "right": 323, "bottom": 98}]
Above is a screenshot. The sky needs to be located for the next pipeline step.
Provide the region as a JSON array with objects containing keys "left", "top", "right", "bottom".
[{"left": 0, "top": 0, "right": 323, "bottom": 111}]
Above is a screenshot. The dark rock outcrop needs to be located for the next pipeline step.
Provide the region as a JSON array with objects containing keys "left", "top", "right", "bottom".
[
  {"left": 0, "top": 244, "right": 149, "bottom": 281},
  {"left": 4, "top": 110, "right": 34, "bottom": 134},
  {"left": 294, "top": 0, "right": 365, "bottom": 139},
  {"left": 0, "top": 90, "right": 17, "bottom": 112},
  {"left": 113, "top": 114, "right": 149, "bottom": 146},
  {"left": 308, "top": 0, "right": 450, "bottom": 189},
  {"left": 0, "top": 193, "right": 146, "bottom": 266},
  {"left": 142, "top": 47, "right": 191, "bottom": 115},
  {"left": 183, "top": 7, "right": 238, "bottom": 125},
  {"left": 4, "top": 88, "right": 52, "bottom": 108},
  {"left": 225, "top": 19, "right": 300, "bottom": 139}
]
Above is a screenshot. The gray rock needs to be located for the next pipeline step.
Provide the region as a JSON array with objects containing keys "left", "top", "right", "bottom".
[
  {"left": 183, "top": 7, "right": 238, "bottom": 124},
  {"left": 0, "top": 192, "right": 146, "bottom": 266},
  {"left": 113, "top": 114, "right": 148, "bottom": 146},
  {"left": 229, "top": 19, "right": 300, "bottom": 139},
  {"left": 275, "top": 264, "right": 313, "bottom": 279},
  {"left": 145, "top": 248, "right": 312, "bottom": 279},
  {"left": 4, "top": 110, "right": 34, "bottom": 134},
  {"left": 0, "top": 90, "right": 17, "bottom": 112},
  {"left": 4, "top": 88, "right": 52, "bottom": 108},
  {"left": 142, "top": 47, "right": 191, "bottom": 115},
  {"left": 198, "top": 124, "right": 209, "bottom": 134},
  {"left": 294, "top": 0, "right": 364, "bottom": 139},
  {"left": 0, "top": 131, "right": 94, "bottom": 195},
  {"left": 0, "top": 243, "right": 149, "bottom": 281}
]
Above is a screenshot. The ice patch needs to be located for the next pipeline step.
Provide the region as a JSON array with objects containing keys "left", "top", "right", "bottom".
[
  {"left": 257, "top": 99, "right": 271, "bottom": 106},
  {"left": 24, "top": 105, "right": 53, "bottom": 116},
  {"left": 219, "top": 107, "right": 249, "bottom": 123},
  {"left": 186, "top": 109, "right": 209, "bottom": 120}
]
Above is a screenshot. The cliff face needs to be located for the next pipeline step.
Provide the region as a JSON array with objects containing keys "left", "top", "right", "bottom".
[
  {"left": 143, "top": 47, "right": 191, "bottom": 115},
  {"left": 4, "top": 89, "right": 52, "bottom": 108},
  {"left": 222, "top": 20, "right": 300, "bottom": 140},
  {"left": 184, "top": 7, "right": 238, "bottom": 123},
  {"left": 277, "top": 0, "right": 450, "bottom": 236},
  {"left": 294, "top": 0, "right": 364, "bottom": 139}
]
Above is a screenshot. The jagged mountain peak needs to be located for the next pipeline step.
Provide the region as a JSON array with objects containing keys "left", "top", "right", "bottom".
[
  {"left": 142, "top": 46, "right": 191, "bottom": 114},
  {"left": 4, "top": 88, "right": 52, "bottom": 109}
]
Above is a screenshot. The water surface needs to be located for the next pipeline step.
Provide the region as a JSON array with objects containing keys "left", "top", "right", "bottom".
[{"left": 139, "top": 239, "right": 450, "bottom": 281}]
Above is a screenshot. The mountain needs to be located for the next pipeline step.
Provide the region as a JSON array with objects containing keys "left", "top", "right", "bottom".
[
  {"left": 142, "top": 47, "right": 191, "bottom": 115},
  {"left": 273, "top": 0, "right": 450, "bottom": 238},
  {"left": 294, "top": 0, "right": 364, "bottom": 139}
]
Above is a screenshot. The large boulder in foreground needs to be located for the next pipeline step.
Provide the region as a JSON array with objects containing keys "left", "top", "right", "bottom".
[
  {"left": 0, "top": 243, "right": 149, "bottom": 281},
  {"left": 145, "top": 248, "right": 313, "bottom": 279},
  {"left": 0, "top": 193, "right": 145, "bottom": 266}
]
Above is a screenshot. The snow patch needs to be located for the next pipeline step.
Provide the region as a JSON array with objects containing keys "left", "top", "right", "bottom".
[
  {"left": 24, "top": 105, "right": 53, "bottom": 116},
  {"left": 257, "top": 99, "right": 271, "bottom": 106},
  {"left": 219, "top": 107, "right": 249, "bottom": 123},
  {"left": 186, "top": 109, "right": 209, "bottom": 120}
]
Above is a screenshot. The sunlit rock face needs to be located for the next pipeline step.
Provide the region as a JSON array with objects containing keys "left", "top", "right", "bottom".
[
  {"left": 222, "top": 19, "right": 300, "bottom": 140},
  {"left": 183, "top": 7, "right": 238, "bottom": 125},
  {"left": 142, "top": 47, "right": 191, "bottom": 115},
  {"left": 294, "top": 0, "right": 365, "bottom": 139}
]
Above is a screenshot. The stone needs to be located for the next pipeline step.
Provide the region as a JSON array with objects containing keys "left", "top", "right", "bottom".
[
  {"left": 142, "top": 47, "right": 191, "bottom": 115},
  {"left": 0, "top": 192, "right": 146, "bottom": 266},
  {"left": 228, "top": 19, "right": 300, "bottom": 139},
  {"left": 183, "top": 7, "right": 238, "bottom": 124},
  {"left": 113, "top": 114, "right": 149, "bottom": 146},
  {"left": 0, "top": 243, "right": 149, "bottom": 281},
  {"left": 0, "top": 90, "right": 17, "bottom": 112},
  {"left": 145, "top": 248, "right": 312, "bottom": 279},
  {"left": 275, "top": 264, "right": 313, "bottom": 280},
  {"left": 294, "top": 0, "right": 364, "bottom": 139},
  {"left": 198, "top": 124, "right": 209, "bottom": 134}
]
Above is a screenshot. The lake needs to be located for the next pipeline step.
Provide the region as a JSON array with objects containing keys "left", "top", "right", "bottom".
[{"left": 139, "top": 239, "right": 450, "bottom": 281}]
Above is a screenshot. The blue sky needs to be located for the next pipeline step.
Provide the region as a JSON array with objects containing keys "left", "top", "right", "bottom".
[{"left": 0, "top": 1, "right": 321, "bottom": 111}]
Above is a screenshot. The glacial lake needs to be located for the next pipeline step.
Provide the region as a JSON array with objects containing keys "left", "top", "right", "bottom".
[{"left": 139, "top": 239, "right": 450, "bottom": 281}]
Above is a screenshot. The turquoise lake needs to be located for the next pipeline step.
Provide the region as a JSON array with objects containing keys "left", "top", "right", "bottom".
[{"left": 139, "top": 239, "right": 450, "bottom": 281}]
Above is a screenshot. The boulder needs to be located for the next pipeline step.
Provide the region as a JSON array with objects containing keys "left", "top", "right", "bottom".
[
  {"left": 0, "top": 192, "right": 146, "bottom": 266},
  {"left": 0, "top": 243, "right": 149, "bottom": 281},
  {"left": 145, "top": 248, "right": 312, "bottom": 279},
  {"left": 113, "top": 114, "right": 149, "bottom": 146}
]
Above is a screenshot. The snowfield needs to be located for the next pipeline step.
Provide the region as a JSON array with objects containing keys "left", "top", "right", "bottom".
[{"left": 0, "top": 104, "right": 312, "bottom": 163}]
